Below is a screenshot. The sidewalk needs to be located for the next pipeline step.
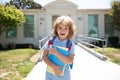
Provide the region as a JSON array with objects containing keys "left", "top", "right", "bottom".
[{"left": 25, "top": 45, "right": 120, "bottom": 80}]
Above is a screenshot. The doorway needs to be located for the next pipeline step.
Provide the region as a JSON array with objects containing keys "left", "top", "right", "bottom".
[{"left": 52, "top": 15, "right": 60, "bottom": 27}]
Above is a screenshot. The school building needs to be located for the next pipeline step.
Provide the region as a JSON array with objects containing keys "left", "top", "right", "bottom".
[{"left": 0, "top": 0, "right": 120, "bottom": 48}]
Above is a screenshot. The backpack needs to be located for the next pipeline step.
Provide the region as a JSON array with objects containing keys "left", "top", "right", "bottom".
[{"left": 48, "top": 36, "right": 73, "bottom": 69}]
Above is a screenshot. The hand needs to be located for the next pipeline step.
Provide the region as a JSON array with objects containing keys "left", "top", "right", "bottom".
[
  {"left": 53, "top": 65, "right": 62, "bottom": 76},
  {"left": 48, "top": 47, "right": 57, "bottom": 55}
]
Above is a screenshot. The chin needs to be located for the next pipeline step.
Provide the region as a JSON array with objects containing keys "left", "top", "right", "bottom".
[{"left": 59, "top": 35, "right": 67, "bottom": 39}]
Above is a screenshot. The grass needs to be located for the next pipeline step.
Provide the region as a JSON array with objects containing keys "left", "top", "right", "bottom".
[
  {"left": 0, "top": 47, "right": 120, "bottom": 80},
  {"left": 0, "top": 49, "right": 39, "bottom": 80},
  {"left": 94, "top": 47, "right": 120, "bottom": 65}
]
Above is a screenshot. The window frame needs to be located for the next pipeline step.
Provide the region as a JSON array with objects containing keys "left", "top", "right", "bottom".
[
  {"left": 88, "top": 14, "right": 99, "bottom": 37},
  {"left": 24, "top": 15, "right": 34, "bottom": 38},
  {"left": 6, "top": 27, "right": 17, "bottom": 39}
]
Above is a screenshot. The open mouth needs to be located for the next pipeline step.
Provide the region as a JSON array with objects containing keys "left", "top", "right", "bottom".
[{"left": 61, "top": 33, "right": 65, "bottom": 36}]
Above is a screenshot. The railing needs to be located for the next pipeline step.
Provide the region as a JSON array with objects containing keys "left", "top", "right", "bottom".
[
  {"left": 76, "top": 35, "right": 107, "bottom": 60},
  {"left": 38, "top": 36, "right": 49, "bottom": 62}
]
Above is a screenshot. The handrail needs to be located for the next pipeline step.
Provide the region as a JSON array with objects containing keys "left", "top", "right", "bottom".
[
  {"left": 37, "top": 36, "right": 49, "bottom": 62},
  {"left": 39, "top": 36, "right": 49, "bottom": 49},
  {"left": 77, "top": 35, "right": 107, "bottom": 54}
]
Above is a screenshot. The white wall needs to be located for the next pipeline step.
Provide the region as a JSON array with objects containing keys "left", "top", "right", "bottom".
[
  {"left": 0, "top": 1, "right": 116, "bottom": 48},
  {"left": 77, "top": 9, "right": 109, "bottom": 38}
]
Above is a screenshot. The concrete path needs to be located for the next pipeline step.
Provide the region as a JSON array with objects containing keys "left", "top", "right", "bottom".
[{"left": 25, "top": 45, "right": 120, "bottom": 80}]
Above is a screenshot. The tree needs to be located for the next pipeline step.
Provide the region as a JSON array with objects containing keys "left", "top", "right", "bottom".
[
  {"left": 0, "top": 4, "right": 25, "bottom": 34},
  {"left": 109, "top": 0, "right": 120, "bottom": 31},
  {"left": 5, "top": 0, "right": 42, "bottom": 9}
]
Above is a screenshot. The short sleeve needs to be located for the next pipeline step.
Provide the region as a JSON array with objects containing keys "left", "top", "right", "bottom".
[{"left": 69, "top": 42, "right": 75, "bottom": 55}]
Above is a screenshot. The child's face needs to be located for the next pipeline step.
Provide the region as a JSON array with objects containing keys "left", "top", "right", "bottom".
[{"left": 57, "top": 23, "right": 69, "bottom": 40}]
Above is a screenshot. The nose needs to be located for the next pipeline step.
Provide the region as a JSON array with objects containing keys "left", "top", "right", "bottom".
[
  {"left": 61, "top": 28, "right": 66, "bottom": 31},
  {"left": 61, "top": 29, "right": 66, "bottom": 33}
]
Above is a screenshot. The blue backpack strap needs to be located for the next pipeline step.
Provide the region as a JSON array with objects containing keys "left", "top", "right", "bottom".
[
  {"left": 66, "top": 39, "right": 73, "bottom": 69},
  {"left": 66, "top": 39, "right": 72, "bottom": 51},
  {"left": 70, "top": 62, "right": 73, "bottom": 69}
]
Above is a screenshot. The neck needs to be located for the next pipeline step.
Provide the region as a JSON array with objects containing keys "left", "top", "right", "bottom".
[{"left": 58, "top": 37, "right": 67, "bottom": 41}]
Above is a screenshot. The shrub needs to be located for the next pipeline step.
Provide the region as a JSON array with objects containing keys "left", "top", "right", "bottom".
[
  {"left": 108, "top": 36, "right": 119, "bottom": 47},
  {"left": 0, "top": 43, "right": 2, "bottom": 50},
  {"left": 7, "top": 43, "right": 34, "bottom": 49}
]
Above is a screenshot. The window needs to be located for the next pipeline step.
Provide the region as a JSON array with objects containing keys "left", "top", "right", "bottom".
[
  {"left": 52, "top": 15, "right": 60, "bottom": 27},
  {"left": 88, "top": 15, "right": 98, "bottom": 37},
  {"left": 6, "top": 27, "right": 17, "bottom": 38},
  {"left": 24, "top": 15, "right": 34, "bottom": 38},
  {"left": 104, "top": 14, "right": 114, "bottom": 37}
]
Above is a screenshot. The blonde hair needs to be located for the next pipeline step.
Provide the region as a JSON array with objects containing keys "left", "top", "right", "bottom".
[{"left": 53, "top": 16, "right": 76, "bottom": 39}]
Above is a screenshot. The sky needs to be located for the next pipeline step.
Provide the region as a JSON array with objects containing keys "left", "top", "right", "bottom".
[{"left": 0, "top": 0, "right": 114, "bottom": 9}]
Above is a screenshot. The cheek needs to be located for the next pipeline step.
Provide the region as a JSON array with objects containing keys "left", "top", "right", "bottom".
[
  {"left": 66, "top": 30, "right": 69, "bottom": 33},
  {"left": 57, "top": 29, "right": 60, "bottom": 33},
  {"left": 67, "top": 30, "right": 70, "bottom": 36},
  {"left": 57, "top": 29, "right": 61, "bottom": 35},
  {"left": 67, "top": 29, "right": 69, "bottom": 33}
]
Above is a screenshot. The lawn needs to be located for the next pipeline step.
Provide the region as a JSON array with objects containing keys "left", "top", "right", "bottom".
[
  {"left": 0, "top": 47, "right": 120, "bottom": 80},
  {"left": 95, "top": 47, "right": 120, "bottom": 65},
  {"left": 0, "top": 49, "right": 39, "bottom": 80}
]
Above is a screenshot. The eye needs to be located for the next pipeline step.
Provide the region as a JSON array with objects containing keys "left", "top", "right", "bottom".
[
  {"left": 58, "top": 27, "right": 62, "bottom": 30},
  {"left": 65, "top": 27, "right": 68, "bottom": 30}
]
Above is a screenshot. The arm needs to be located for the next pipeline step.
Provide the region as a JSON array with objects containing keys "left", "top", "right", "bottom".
[
  {"left": 48, "top": 48, "right": 74, "bottom": 64},
  {"left": 42, "top": 49, "right": 62, "bottom": 76},
  {"left": 42, "top": 50, "right": 55, "bottom": 67}
]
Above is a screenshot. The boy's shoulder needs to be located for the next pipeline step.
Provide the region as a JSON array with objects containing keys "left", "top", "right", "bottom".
[{"left": 49, "top": 36, "right": 57, "bottom": 41}]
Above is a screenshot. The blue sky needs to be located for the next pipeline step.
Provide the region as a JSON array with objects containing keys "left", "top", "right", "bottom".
[{"left": 0, "top": 0, "right": 113, "bottom": 9}]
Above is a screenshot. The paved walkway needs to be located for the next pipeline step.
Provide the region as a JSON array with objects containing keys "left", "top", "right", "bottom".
[{"left": 25, "top": 45, "right": 120, "bottom": 80}]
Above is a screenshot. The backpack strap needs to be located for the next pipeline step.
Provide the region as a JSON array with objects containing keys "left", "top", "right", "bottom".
[
  {"left": 66, "top": 39, "right": 72, "bottom": 51},
  {"left": 66, "top": 39, "right": 73, "bottom": 69},
  {"left": 48, "top": 36, "right": 56, "bottom": 47}
]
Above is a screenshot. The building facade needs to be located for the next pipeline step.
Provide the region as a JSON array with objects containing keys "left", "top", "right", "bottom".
[{"left": 0, "top": 0, "right": 119, "bottom": 48}]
